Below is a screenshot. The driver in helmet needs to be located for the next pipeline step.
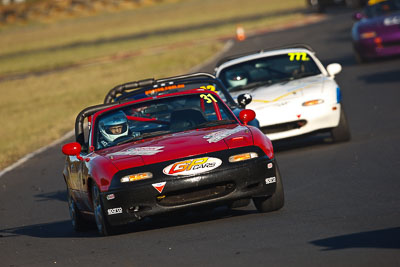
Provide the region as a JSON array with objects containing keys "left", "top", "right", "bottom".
[
  {"left": 225, "top": 69, "right": 248, "bottom": 89},
  {"left": 98, "top": 111, "right": 129, "bottom": 148}
]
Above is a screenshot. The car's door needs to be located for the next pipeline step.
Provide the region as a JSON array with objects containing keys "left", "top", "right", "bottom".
[
  {"left": 65, "top": 155, "right": 81, "bottom": 192},
  {"left": 75, "top": 151, "right": 93, "bottom": 212}
]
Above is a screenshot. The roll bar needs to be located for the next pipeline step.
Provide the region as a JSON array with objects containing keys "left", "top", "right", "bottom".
[
  {"left": 75, "top": 102, "right": 118, "bottom": 145},
  {"left": 104, "top": 72, "right": 216, "bottom": 104}
]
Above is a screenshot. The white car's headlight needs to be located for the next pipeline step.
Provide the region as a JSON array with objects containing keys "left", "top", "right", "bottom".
[
  {"left": 229, "top": 152, "right": 258, "bottom": 163},
  {"left": 302, "top": 99, "right": 324, "bottom": 106},
  {"left": 120, "top": 172, "right": 153, "bottom": 183}
]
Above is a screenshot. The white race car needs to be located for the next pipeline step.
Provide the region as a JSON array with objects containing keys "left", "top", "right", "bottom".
[{"left": 214, "top": 45, "right": 350, "bottom": 142}]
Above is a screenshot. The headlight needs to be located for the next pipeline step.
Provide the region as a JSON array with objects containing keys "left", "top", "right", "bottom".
[
  {"left": 229, "top": 152, "right": 258, "bottom": 163},
  {"left": 360, "top": 31, "right": 376, "bottom": 39},
  {"left": 302, "top": 99, "right": 324, "bottom": 106},
  {"left": 120, "top": 172, "right": 153, "bottom": 183}
]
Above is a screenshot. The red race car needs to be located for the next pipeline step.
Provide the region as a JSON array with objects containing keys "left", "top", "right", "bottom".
[{"left": 62, "top": 89, "right": 284, "bottom": 235}]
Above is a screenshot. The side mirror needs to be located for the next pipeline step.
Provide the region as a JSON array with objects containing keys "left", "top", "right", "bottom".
[
  {"left": 62, "top": 142, "right": 84, "bottom": 161},
  {"left": 353, "top": 12, "right": 364, "bottom": 21},
  {"left": 237, "top": 93, "right": 252, "bottom": 108},
  {"left": 326, "top": 63, "right": 342, "bottom": 77},
  {"left": 239, "top": 109, "right": 256, "bottom": 126}
]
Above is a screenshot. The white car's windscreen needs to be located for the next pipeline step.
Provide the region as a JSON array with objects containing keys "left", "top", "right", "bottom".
[{"left": 219, "top": 53, "right": 321, "bottom": 92}]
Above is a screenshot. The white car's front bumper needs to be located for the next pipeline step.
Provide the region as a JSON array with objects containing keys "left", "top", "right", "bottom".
[{"left": 252, "top": 101, "right": 341, "bottom": 141}]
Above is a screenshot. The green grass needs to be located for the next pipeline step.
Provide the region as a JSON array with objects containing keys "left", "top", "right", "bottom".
[{"left": 0, "top": 0, "right": 309, "bottom": 169}]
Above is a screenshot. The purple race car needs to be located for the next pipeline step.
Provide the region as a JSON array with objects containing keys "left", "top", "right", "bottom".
[{"left": 352, "top": 0, "right": 400, "bottom": 63}]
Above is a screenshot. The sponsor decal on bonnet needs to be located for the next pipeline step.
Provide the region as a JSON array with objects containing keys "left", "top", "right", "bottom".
[
  {"left": 384, "top": 16, "right": 400, "bottom": 26},
  {"left": 109, "top": 146, "right": 164, "bottom": 156},
  {"left": 203, "top": 127, "right": 242, "bottom": 143},
  {"left": 163, "top": 157, "right": 222, "bottom": 176},
  {"left": 252, "top": 81, "right": 321, "bottom": 104}
]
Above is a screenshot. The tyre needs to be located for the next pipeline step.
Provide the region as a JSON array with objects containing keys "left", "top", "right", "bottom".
[
  {"left": 68, "top": 189, "right": 89, "bottom": 231},
  {"left": 253, "top": 165, "right": 284, "bottom": 213},
  {"left": 354, "top": 49, "right": 366, "bottom": 64},
  {"left": 92, "top": 184, "right": 113, "bottom": 236},
  {"left": 331, "top": 106, "right": 351, "bottom": 142}
]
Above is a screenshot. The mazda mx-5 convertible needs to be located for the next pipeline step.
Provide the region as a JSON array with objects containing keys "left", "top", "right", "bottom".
[
  {"left": 352, "top": 0, "right": 400, "bottom": 62},
  {"left": 62, "top": 89, "right": 284, "bottom": 235},
  {"left": 215, "top": 44, "right": 351, "bottom": 142}
]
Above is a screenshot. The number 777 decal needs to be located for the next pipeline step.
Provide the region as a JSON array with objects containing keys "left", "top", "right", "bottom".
[{"left": 288, "top": 52, "right": 310, "bottom": 61}]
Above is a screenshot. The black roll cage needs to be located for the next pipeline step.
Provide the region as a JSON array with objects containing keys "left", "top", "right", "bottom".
[
  {"left": 75, "top": 102, "right": 120, "bottom": 148},
  {"left": 103, "top": 72, "right": 217, "bottom": 104},
  {"left": 76, "top": 73, "right": 234, "bottom": 148}
]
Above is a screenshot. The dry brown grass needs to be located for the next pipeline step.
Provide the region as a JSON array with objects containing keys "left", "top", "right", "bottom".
[{"left": 0, "top": 0, "right": 308, "bottom": 169}]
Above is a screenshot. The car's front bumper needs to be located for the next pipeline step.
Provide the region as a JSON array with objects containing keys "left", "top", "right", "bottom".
[
  {"left": 354, "top": 31, "right": 400, "bottom": 59},
  {"left": 100, "top": 147, "right": 277, "bottom": 226},
  {"left": 256, "top": 102, "right": 341, "bottom": 141}
]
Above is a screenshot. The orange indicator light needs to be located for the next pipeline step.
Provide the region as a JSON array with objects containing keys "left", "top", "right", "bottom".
[
  {"left": 302, "top": 99, "right": 324, "bottom": 106},
  {"left": 361, "top": 32, "right": 376, "bottom": 39},
  {"left": 121, "top": 172, "right": 153, "bottom": 183},
  {"left": 229, "top": 152, "right": 258, "bottom": 163}
]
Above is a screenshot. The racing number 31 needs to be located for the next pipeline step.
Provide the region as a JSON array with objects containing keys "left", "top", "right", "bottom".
[
  {"left": 200, "top": 93, "right": 217, "bottom": 103},
  {"left": 288, "top": 52, "right": 309, "bottom": 61}
]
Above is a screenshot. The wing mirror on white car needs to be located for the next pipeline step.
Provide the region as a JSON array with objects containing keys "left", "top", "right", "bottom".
[
  {"left": 237, "top": 93, "right": 253, "bottom": 108},
  {"left": 326, "top": 63, "right": 342, "bottom": 78},
  {"left": 353, "top": 12, "right": 365, "bottom": 21}
]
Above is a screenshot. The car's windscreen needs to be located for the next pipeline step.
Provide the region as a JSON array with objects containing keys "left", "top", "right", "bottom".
[
  {"left": 94, "top": 93, "right": 237, "bottom": 150},
  {"left": 365, "top": 0, "right": 400, "bottom": 17},
  {"left": 218, "top": 53, "right": 321, "bottom": 92},
  {"left": 118, "top": 81, "right": 235, "bottom": 106}
]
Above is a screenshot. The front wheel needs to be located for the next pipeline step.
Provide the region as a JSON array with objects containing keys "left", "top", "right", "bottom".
[
  {"left": 331, "top": 106, "right": 351, "bottom": 142},
  {"left": 253, "top": 165, "right": 284, "bottom": 213},
  {"left": 68, "top": 189, "right": 89, "bottom": 231},
  {"left": 92, "top": 184, "right": 113, "bottom": 236}
]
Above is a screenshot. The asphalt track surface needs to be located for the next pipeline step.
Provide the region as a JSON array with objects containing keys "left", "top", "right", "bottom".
[{"left": 1, "top": 7, "right": 400, "bottom": 267}]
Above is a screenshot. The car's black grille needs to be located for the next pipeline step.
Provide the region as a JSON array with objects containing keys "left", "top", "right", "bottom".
[
  {"left": 260, "top": 120, "right": 307, "bottom": 134},
  {"left": 157, "top": 182, "right": 235, "bottom": 206}
]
